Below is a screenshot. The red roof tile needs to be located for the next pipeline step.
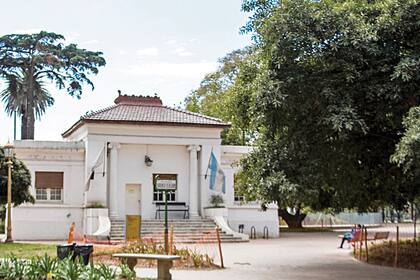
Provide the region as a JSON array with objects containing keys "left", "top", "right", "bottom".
[{"left": 62, "top": 102, "right": 230, "bottom": 137}]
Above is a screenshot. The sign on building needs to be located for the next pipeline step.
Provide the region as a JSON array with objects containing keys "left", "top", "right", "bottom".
[{"left": 154, "top": 174, "right": 177, "bottom": 191}]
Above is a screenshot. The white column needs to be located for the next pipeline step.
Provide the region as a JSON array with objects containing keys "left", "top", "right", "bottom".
[
  {"left": 188, "top": 145, "right": 201, "bottom": 218},
  {"left": 109, "top": 142, "right": 120, "bottom": 219}
]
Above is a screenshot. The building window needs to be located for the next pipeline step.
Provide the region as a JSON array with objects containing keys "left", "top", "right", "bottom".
[
  {"left": 153, "top": 174, "right": 177, "bottom": 202},
  {"left": 234, "top": 195, "right": 246, "bottom": 203},
  {"left": 35, "top": 172, "right": 63, "bottom": 202},
  {"left": 36, "top": 189, "right": 48, "bottom": 200},
  {"left": 50, "top": 188, "right": 62, "bottom": 201}
]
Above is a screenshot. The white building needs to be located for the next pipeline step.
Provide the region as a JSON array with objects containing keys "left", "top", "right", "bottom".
[{"left": 11, "top": 94, "right": 279, "bottom": 240}]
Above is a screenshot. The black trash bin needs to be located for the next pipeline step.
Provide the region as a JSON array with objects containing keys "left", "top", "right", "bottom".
[
  {"left": 57, "top": 243, "right": 76, "bottom": 260},
  {"left": 74, "top": 244, "right": 94, "bottom": 265}
]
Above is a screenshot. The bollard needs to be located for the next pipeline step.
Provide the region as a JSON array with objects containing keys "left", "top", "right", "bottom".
[
  {"left": 250, "top": 226, "right": 257, "bottom": 239},
  {"left": 263, "top": 226, "right": 269, "bottom": 239}
]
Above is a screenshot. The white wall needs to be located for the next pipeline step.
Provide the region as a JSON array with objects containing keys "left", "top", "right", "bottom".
[
  {"left": 12, "top": 205, "right": 83, "bottom": 240},
  {"left": 117, "top": 144, "right": 190, "bottom": 219},
  {"left": 12, "top": 141, "right": 85, "bottom": 240},
  {"left": 227, "top": 204, "right": 280, "bottom": 238},
  {"left": 80, "top": 124, "right": 224, "bottom": 220}
]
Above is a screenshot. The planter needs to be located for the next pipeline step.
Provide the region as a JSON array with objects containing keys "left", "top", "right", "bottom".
[
  {"left": 85, "top": 208, "right": 108, "bottom": 218},
  {"left": 84, "top": 208, "right": 109, "bottom": 235},
  {"left": 203, "top": 207, "right": 228, "bottom": 219}
]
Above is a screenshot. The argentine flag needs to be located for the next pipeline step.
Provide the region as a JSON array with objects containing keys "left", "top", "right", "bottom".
[{"left": 208, "top": 151, "right": 226, "bottom": 194}]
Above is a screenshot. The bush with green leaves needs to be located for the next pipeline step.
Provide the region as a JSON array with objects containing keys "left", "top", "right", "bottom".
[
  {"left": 0, "top": 254, "right": 127, "bottom": 280},
  {"left": 209, "top": 194, "right": 224, "bottom": 208}
]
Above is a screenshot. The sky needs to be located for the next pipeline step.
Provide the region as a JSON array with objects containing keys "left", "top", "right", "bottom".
[{"left": 0, "top": 0, "right": 252, "bottom": 143}]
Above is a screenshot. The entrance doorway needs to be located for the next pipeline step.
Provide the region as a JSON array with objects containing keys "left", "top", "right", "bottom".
[
  {"left": 125, "top": 184, "right": 141, "bottom": 215},
  {"left": 125, "top": 184, "right": 141, "bottom": 240}
]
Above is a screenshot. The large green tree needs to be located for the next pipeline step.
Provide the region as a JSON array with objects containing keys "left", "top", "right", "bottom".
[
  {"left": 0, "top": 148, "right": 33, "bottom": 206},
  {"left": 185, "top": 48, "right": 258, "bottom": 145},
  {"left": 391, "top": 106, "right": 420, "bottom": 205},
  {"left": 1, "top": 70, "right": 54, "bottom": 132},
  {"left": 239, "top": 0, "right": 420, "bottom": 227},
  {"left": 0, "top": 31, "right": 106, "bottom": 139}
]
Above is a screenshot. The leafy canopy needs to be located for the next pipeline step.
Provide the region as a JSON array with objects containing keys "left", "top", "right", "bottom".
[
  {"left": 0, "top": 31, "right": 106, "bottom": 98},
  {"left": 184, "top": 48, "right": 259, "bottom": 145},
  {"left": 239, "top": 0, "right": 420, "bottom": 215},
  {"left": 0, "top": 148, "right": 34, "bottom": 206},
  {"left": 0, "top": 31, "right": 106, "bottom": 139}
]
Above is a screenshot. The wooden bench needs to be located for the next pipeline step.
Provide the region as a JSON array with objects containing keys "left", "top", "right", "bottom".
[
  {"left": 155, "top": 202, "right": 189, "bottom": 219},
  {"left": 113, "top": 253, "right": 181, "bottom": 280},
  {"left": 367, "top": 231, "right": 390, "bottom": 242}
]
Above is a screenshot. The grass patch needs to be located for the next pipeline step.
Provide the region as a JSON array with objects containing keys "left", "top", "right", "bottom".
[
  {"left": 0, "top": 243, "right": 56, "bottom": 258},
  {"left": 368, "top": 239, "right": 420, "bottom": 270},
  {"left": 281, "top": 227, "right": 333, "bottom": 232}
]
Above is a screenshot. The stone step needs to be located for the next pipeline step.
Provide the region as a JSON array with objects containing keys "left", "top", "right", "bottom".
[
  {"left": 139, "top": 237, "right": 245, "bottom": 243},
  {"left": 110, "top": 218, "right": 246, "bottom": 243},
  {"left": 141, "top": 227, "right": 217, "bottom": 231},
  {"left": 110, "top": 220, "right": 126, "bottom": 240},
  {"left": 140, "top": 218, "right": 246, "bottom": 243}
]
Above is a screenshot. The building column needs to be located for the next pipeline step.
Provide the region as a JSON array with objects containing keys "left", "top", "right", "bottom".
[
  {"left": 109, "top": 142, "right": 120, "bottom": 219},
  {"left": 188, "top": 145, "right": 201, "bottom": 218}
]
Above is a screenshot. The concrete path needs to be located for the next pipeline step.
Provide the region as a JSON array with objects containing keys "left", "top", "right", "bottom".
[{"left": 135, "top": 232, "right": 420, "bottom": 280}]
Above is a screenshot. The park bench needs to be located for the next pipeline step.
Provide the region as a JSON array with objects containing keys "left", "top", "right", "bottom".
[
  {"left": 155, "top": 202, "right": 189, "bottom": 219},
  {"left": 367, "top": 231, "right": 389, "bottom": 242},
  {"left": 113, "top": 253, "right": 181, "bottom": 280}
]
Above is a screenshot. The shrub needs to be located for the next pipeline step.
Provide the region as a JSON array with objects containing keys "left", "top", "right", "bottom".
[
  {"left": 367, "top": 238, "right": 420, "bottom": 270},
  {"left": 209, "top": 194, "right": 224, "bottom": 208},
  {"left": 122, "top": 241, "right": 216, "bottom": 268},
  {"left": 0, "top": 255, "right": 121, "bottom": 280}
]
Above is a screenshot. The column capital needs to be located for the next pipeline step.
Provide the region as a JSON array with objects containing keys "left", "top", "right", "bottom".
[
  {"left": 187, "top": 144, "right": 201, "bottom": 152},
  {"left": 108, "top": 142, "right": 121, "bottom": 149}
]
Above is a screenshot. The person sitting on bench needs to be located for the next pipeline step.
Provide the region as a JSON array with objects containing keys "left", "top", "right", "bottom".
[{"left": 339, "top": 224, "right": 362, "bottom": 248}]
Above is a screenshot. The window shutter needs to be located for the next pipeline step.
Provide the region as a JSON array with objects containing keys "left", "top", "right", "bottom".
[{"left": 35, "top": 172, "right": 64, "bottom": 189}]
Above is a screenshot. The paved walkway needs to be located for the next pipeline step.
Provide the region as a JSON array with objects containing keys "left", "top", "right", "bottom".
[{"left": 135, "top": 232, "right": 420, "bottom": 280}]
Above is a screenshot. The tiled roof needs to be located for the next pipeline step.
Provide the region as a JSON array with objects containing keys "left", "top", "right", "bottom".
[
  {"left": 83, "top": 103, "right": 229, "bottom": 126},
  {"left": 62, "top": 102, "right": 230, "bottom": 137}
]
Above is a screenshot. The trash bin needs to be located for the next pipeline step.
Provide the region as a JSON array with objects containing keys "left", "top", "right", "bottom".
[
  {"left": 74, "top": 244, "right": 94, "bottom": 265},
  {"left": 57, "top": 243, "right": 76, "bottom": 260}
]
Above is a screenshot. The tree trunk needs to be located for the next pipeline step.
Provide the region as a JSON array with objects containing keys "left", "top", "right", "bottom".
[
  {"left": 21, "top": 103, "right": 35, "bottom": 139},
  {"left": 279, "top": 208, "right": 307, "bottom": 228},
  {"left": 22, "top": 72, "right": 35, "bottom": 140},
  {"left": 21, "top": 106, "right": 28, "bottom": 140},
  {"left": 26, "top": 106, "right": 35, "bottom": 139}
]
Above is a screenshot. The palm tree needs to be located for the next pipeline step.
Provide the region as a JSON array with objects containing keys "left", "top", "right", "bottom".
[{"left": 0, "top": 70, "right": 54, "bottom": 139}]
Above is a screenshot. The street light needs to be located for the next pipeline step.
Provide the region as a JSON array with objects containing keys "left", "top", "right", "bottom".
[{"left": 3, "top": 141, "right": 14, "bottom": 243}]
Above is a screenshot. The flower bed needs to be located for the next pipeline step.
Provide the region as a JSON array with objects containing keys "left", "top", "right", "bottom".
[
  {"left": 367, "top": 239, "right": 420, "bottom": 270},
  {"left": 0, "top": 255, "right": 139, "bottom": 280},
  {"left": 94, "top": 241, "right": 218, "bottom": 269}
]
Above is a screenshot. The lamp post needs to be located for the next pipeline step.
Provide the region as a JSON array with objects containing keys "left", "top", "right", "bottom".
[{"left": 4, "top": 141, "right": 14, "bottom": 243}]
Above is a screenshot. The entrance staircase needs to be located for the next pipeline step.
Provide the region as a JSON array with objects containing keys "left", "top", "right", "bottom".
[
  {"left": 110, "top": 218, "right": 248, "bottom": 243},
  {"left": 140, "top": 218, "right": 247, "bottom": 243},
  {"left": 110, "top": 219, "right": 125, "bottom": 240}
]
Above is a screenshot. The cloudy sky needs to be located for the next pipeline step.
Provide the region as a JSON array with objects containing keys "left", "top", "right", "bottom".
[{"left": 0, "top": 0, "right": 252, "bottom": 142}]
